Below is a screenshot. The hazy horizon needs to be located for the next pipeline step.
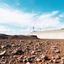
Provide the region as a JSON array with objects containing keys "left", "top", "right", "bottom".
[{"left": 0, "top": 0, "right": 64, "bottom": 35}]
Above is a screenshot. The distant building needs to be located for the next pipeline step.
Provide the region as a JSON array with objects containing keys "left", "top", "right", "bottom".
[{"left": 29, "top": 30, "right": 64, "bottom": 39}]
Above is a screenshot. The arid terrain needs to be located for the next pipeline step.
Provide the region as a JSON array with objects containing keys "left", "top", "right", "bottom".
[{"left": 0, "top": 34, "right": 64, "bottom": 64}]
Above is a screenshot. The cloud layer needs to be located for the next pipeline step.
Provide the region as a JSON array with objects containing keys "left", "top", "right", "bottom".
[{"left": 0, "top": 6, "right": 63, "bottom": 35}]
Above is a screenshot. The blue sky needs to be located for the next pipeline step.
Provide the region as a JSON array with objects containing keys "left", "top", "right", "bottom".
[{"left": 0, "top": 0, "right": 64, "bottom": 35}]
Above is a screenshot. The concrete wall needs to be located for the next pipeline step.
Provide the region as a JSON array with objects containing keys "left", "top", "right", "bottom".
[{"left": 29, "top": 30, "right": 64, "bottom": 39}]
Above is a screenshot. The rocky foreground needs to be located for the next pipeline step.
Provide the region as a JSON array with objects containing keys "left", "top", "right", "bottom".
[{"left": 0, "top": 34, "right": 64, "bottom": 64}]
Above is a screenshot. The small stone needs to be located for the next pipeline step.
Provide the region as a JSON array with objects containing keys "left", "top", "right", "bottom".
[
  {"left": 55, "top": 49, "right": 60, "bottom": 53},
  {"left": 36, "top": 58, "right": 40, "bottom": 62},
  {"left": 55, "top": 55, "right": 60, "bottom": 59},
  {"left": 53, "top": 59, "right": 59, "bottom": 63},
  {"left": 61, "top": 57, "right": 64, "bottom": 64},
  {"left": 11, "top": 49, "right": 24, "bottom": 55},
  {"left": 31, "top": 51, "right": 35, "bottom": 54},
  {"left": 26, "top": 62, "right": 30, "bottom": 64},
  {"left": 40, "top": 54, "right": 46, "bottom": 59},
  {"left": 1, "top": 45, "right": 5, "bottom": 49},
  {"left": 0, "top": 50, "right": 6, "bottom": 56}
]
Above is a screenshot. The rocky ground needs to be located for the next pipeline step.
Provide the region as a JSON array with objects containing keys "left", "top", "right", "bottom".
[{"left": 0, "top": 34, "right": 64, "bottom": 64}]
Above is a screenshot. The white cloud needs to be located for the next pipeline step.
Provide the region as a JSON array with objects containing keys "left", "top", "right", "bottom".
[
  {"left": 35, "top": 11, "right": 60, "bottom": 29},
  {"left": 0, "top": 25, "right": 12, "bottom": 34},
  {"left": 0, "top": 26, "right": 11, "bottom": 32},
  {"left": 0, "top": 6, "right": 62, "bottom": 34},
  {"left": 59, "top": 13, "right": 64, "bottom": 17},
  {"left": 0, "top": 7, "right": 36, "bottom": 27},
  {"left": 38, "top": 11, "right": 59, "bottom": 19}
]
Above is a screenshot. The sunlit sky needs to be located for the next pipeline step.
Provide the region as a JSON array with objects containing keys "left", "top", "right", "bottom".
[{"left": 0, "top": 0, "right": 64, "bottom": 35}]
